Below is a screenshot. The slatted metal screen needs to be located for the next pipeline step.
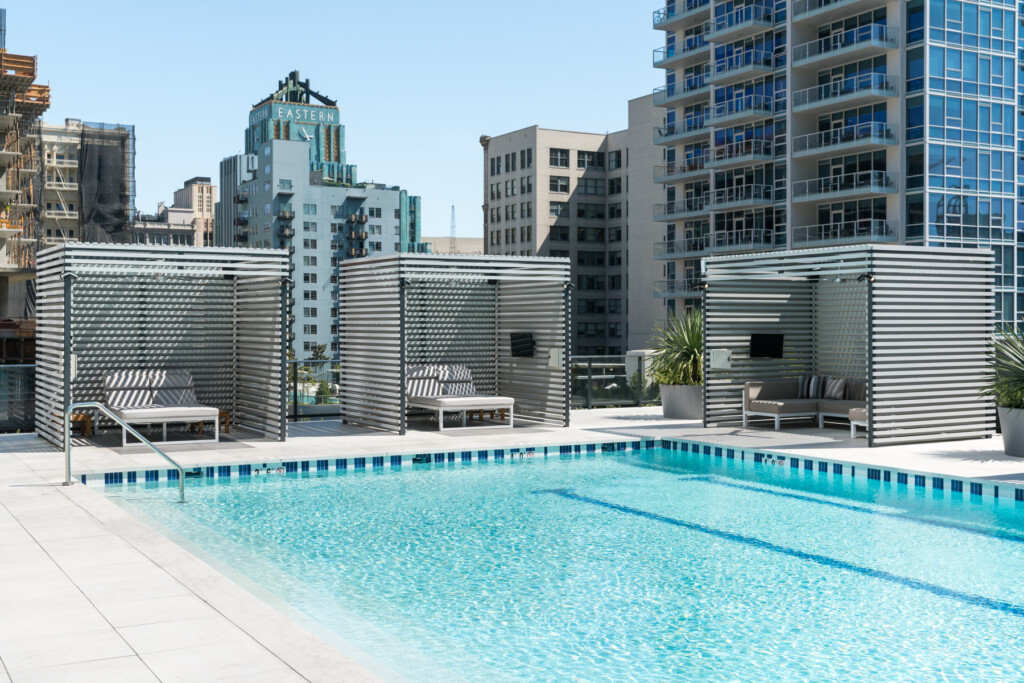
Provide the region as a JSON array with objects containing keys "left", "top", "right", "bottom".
[
  {"left": 35, "top": 244, "right": 289, "bottom": 448},
  {"left": 337, "top": 254, "right": 571, "bottom": 433},
  {"left": 704, "top": 245, "right": 995, "bottom": 446}
]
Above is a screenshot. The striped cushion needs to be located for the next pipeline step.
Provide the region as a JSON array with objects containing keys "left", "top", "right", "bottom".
[
  {"left": 797, "top": 375, "right": 812, "bottom": 399},
  {"left": 807, "top": 375, "right": 827, "bottom": 399},
  {"left": 846, "top": 381, "right": 867, "bottom": 402},
  {"left": 406, "top": 365, "right": 437, "bottom": 379},
  {"left": 407, "top": 377, "right": 443, "bottom": 398},
  {"left": 441, "top": 381, "right": 476, "bottom": 396},
  {"left": 824, "top": 377, "right": 847, "bottom": 400},
  {"left": 438, "top": 364, "right": 473, "bottom": 382}
]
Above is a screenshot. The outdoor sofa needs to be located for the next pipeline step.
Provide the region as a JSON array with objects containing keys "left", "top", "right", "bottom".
[
  {"left": 406, "top": 364, "right": 514, "bottom": 431},
  {"left": 104, "top": 369, "right": 220, "bottom": 446},
  {"left": 742, "top": 377, "right": 866, "bottom": 433}
]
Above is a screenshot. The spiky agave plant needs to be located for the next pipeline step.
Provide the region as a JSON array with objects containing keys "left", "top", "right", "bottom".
[
  {"left": 649, "top": 310, "right": 704, "bottom": 386},
  {"left": 987, "top": 324, "right": 1024, "bottom": 409}
]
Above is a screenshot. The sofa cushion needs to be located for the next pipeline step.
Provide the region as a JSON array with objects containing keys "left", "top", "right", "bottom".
[
  {"left": 797, "top": 375, "right": 811, "bottom": 399},
  {"left": 438, "top": 365, "right": 473, "bottom": 382},
  {"left": 818, "top": 399, "right": 866, "bottom": 415},
  {"left": 442, "top": 381, "right": 476, "bottom": 396},
  {"left": 407, "top": 377, "right": 443, "bottom": 398},
  {"left": 407, "top": 365, "right": 438, "bottom": 379},
  {"left": 409, "top": 395, "right": 514, "bottom": 409},
  {"left": 849, "top": 407, "right": 868, "bottom": 422},
  {"left": 747, "top": 398, "right": 819, "bottom": 415},
  {"left": 824, "top": 377, "right": 847, "bottom": 400},
  {"left": 109, "top": 405, "right": 219, "bottom": 422},
  {"left": 807, "top": 375, "right": 828, "bottom": 399},
  {"left": 846, "top": 382, "right": 867, "bottom": 402}
]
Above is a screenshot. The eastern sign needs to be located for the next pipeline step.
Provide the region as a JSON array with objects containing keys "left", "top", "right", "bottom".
[{"left": 249, "top": 103, "right": 338, "bottom": 126}]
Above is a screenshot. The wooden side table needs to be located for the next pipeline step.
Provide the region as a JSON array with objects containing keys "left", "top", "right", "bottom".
[
  {"left": 196, "top": 410, "right": 230, "bottom": 436},
  {"left": 69, "top": 412, "right": 93, "bottom": 438}
]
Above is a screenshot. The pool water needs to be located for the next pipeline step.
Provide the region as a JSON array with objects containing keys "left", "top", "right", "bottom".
[{"left": 107, "top": 448, "right": 1024, "bottom": 681}]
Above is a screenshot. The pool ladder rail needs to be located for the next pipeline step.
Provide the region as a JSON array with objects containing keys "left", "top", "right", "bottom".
[{"left": 62, "top": 401, "right": 186, "bottom": 503}]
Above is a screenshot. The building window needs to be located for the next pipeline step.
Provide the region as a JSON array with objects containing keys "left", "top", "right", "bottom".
[
  {"left": 303, "top": 256, "right": 318, "bottom": 266},
  {"left": 549, "top": 201, "right": 569, "bottom": 218},
  {"left": 577, "top": 203, "right": 606, "bottom": 220},
  {"left": 549, "top": 176, "right": 570, "bottom": 193},
  {"left": 304, "top": 273, "right": 318, "bottom": 284},
  {"left": 550, "top": 226, "right": 569, "bottom": 241},
  {"left": 550, "top": 148, "right": 569, "bottom": 168},
  {"left": 304, "top": 307, "right": 317, "bottom": 318},
  {"left": 609, "top": 203, "right": 623, "bottom": 219},
  {"left": 303, "top": 204, "right": 317, "bottom": 215},
  {"left": 303, "top": 239, "right": 317, "bottom": 249},
  {"left": 304, "top": 290, "right": 318, "bottom": 300},
  {"left": 303, "top": 325, "right": 318, "bottom": 335},
  {"left": 608, "top": 178, "right": 622, "bottom": 195},
  {"left": 578, "top": 178, "right": 605, "bottom": 195},
  {"left": 608, "top": 150, "right": 623, "bottom": 170},
  {"left": 521, "top": 148, "right": 533, "bottom": 168},
  {"left": 578, "top": 151, "right": 605, "bottom": 170},
  {"left": 303, "top": 221, "right": 318, "bottom": 232},
  {"left": 520, "top": 176, "right": 533, "bottom": 194}
]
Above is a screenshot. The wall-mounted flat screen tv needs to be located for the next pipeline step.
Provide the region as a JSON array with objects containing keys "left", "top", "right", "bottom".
[
  {"left": 510, "top": 332, "right": 536, "bottom": 357},
  {"left": 750, "top": 333, "right": 784, "bottom": 359}
]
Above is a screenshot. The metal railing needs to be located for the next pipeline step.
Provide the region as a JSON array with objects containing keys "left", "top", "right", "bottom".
[
  {"left": 288, "top": 359, "right": 342, "bottom": 420},
  {"left": 655, "top": 229, "right": 778, "bottom": 257},
  {"left": 654, "top": 116, "right": 708, "bottom": 143},
  {"left": 654, "top": 196, "right": 709, "bottom": 220},
  {"left": 710, "top": 4, "right": 773, "bottom": 34},
  {"left": 654, "top": 278, "right": 705, "bottom": 297},
  {"left": 712, "top": 49, "right": 773, "bottom": 76},
  {"left": 792, "top": 121, "right": 894, "bottom": 154},
  {"left": 707, "top": 139, "right": 773, "bottom": 164},
  {"left": 709, "top": 184, "right": 773, "bottom": 207},
  {"left": 654, "top": 157, "right": 706, "bottom": 180},
  {"left": 653, "top": 0, "right": 710, "bottom": 25},
  {"left": 792, "top": 170, "right": 895, "bottom": 198},
  {"left": 792, "top": 72, "right": 895, "bottom": 108},
  {"left": 653, "top": 33, "right": 709, "bottom": 65},
  {"left": 792, "top": 24, "right": 897, "bottom": 63},
  {"left": 792, "top": 219, "right": 895, "bottom": 246},
  {"left": 708, "top": 94, "right": 773, "bottom": 121},
  {"left": 63, "top": 402, "right": 185, "bottom": 503},
  {"left": 570, "top": 355, "right": 659, "bottom": 409}
]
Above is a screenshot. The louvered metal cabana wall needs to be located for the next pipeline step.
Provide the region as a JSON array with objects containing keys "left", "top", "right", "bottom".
[
  {"left": 337, "top": 254, "right": 571, "bottom": 434},
  {"left": 704, "top": 245, "right": 995, "bottom": 446},
  {"left": 35, "top": 244, "right": 289, "bottom": 448}
]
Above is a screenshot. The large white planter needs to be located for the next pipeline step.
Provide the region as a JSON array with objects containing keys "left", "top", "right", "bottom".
[
  {"left": 998, "top": 407, "right": 1024, "bottom": 457},
  {"left": 660, "top": 384, "right": 703, "bottom": 420}
]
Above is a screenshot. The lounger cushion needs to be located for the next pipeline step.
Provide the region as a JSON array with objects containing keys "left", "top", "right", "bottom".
[
  {"left": 747, "top": 398, "right": 819, "bottom": 415},
  {"left": 438, "top": 365, "right": 473, "bottom": 382},
  {"left": 818, "top": 399, "right": 866, "bottom": 415},
  {"left": 407, "top": 365, "right": 438, "bottom": 379},
  {"left": 442, "top": 381, "right": 476, "bottom": 396},
  {"left": 824, "top": 377, "right": 847, "bottom": 400},
  {"left": 846, "top": 382, "right": 867, "bottom": 402},
  {"left": 849, "top": 407, "right": 868, "bottom": 422},
  {"left": 407, "top": 377, "right": 443, "bottom": 397},
  {"left": 409, "top": 395, "right": 514, "bottom": 409},
  {"left": 109, "top": 404, "right": 219, "bottom": 421}
]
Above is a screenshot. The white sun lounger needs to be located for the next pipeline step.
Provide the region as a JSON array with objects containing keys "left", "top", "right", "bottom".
[{"left": 406, "top": 364, "right": 514, "bottom": 431}]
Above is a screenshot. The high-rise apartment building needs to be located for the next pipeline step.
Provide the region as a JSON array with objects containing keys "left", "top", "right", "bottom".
[
  {"left": 652, "top": 0, "right": 1020, "bottom": 324},
  {"left": 216, "top": 71, "right": 426, "bottom": 356},
  {"left": 38, "top": 118, "right": 135, "bottom": 245},
  {"left": 172, "top": 176, "right": 216, "bottom": 247},
  {"left": 482, "top": 95, "right": 663, "bottom": 355}
]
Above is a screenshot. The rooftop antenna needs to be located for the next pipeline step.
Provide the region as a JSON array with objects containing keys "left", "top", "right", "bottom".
[{"left": 449, "top": 205, "right": 458, "bottom": 254}]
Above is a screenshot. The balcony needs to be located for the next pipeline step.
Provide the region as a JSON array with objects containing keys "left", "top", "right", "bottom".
[
  {"left": 277, "top": 210, "right": 295, "bottom": 221},
  {"left": 708, "top": 184, "right": 773, "bottom": 210},
  {"left": 707, "top": 4, "right": 773, "bottom": 43},
  {"left": 234, "top": 193, "right": 249, "bottom": 204},
  {"left": 277, "top": 180, "right": 294, "bottom": 195},
  {"left": 347, "top": 231, "right": 369, "bottom": 240},
  {"left": 792, "top": 0, "right": 885, "bottom": 23},
  {"left": 234, "top": 217, "right": 249, "bottom": 227},
  {"left": 48, "top": 157, "right": 77, "bottom": 168},
  {"left": 792, "top": 170, "right": 896, "bottom": 202},
  {"left": 707, "top": 94, "right": 773, "bottom": 126},
  {"left": 708, "top": 50, "right": 773, "bottom": 85},
  {"left": 792, "top": 72, "right": 896, "bottom": 113},
  {"left": 792, "top": 25, "right": 897, "bottom": 68},
  {"left": 654, "top": 278, "right": 705, "bottom": 298},
  {"left": 0, "top": 149, "right": 19, "bottom": 171},
  {"left": 43, "top": 209, "right": 76, "bottom": 221},
  {"left": 234, "top": 233, "right": 248, "bottom": 243},
  {"left": 653, "top": 33, "right": 711, "bottom": 70},
  {"left": 653, "top": 74, "right": 711, "bottom": 108},
  {"left": 791, "top": 219, "right": 896, "bottom": 247},
  {"left": 654, "top": 117, "right": 709, "bottom": 146},
  {"left": 705, "top": 139, "right": 773, "bottom": 169},
  {"left": 653, "top": 0, "right": 711, "bottom": 31},
  {"left": 654, "top": 196, "right": 709, "bottom": 222},
  {"left": 278, "top": 226, "right": 295, "bottom": 238},
  {"left": 654, "top": 230, "right": 778, "bottom": 259},
  {"left": 348, "top": 248, "right": 368, "bottom": 258},
  {"left": 44, "top": 181, "right": 78, "bottom": 194},
  {"left": 792, "top": 121, "right": 896, "bottom": 158},
  {"left": 654, "top": 158, "right": 707, "bottom": 184},
  {"left": 0, "top": 51, "right": 37, "bottom": 88}
]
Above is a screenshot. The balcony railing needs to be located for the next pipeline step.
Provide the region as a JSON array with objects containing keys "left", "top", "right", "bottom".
[
  {"left": 654, "top": 230, "right": 777, "bottom": 258},
  {"left": 653, "top": 0, "right": 711, "bottom": 27},
  {"left": 706, "top": 139, "right": 773, "bottom": 166},
  {"left": 571, "top": 355, "right": 658, "bottom": 409},
  {"left": 792, "top": 121, "right": 895, "bottom": 155},
  {"left": 708, "top": 184, "right": 773, "bottom": 208},
  {"left": 792, "top": 219, "right": 895, "bottom": 247},
  {"left": 654, "top": 115, "right": 708, "bottom": 144},
  {"left": 710, "top": 49, "right": 773, "bottom": 81},
  {"left": 44, "top": 181, "right": 78, "bottom": 192},
  {"left": 792, "top": 72, "right": 896, "bottom": 110},
  {"left": 792, "top": 170, "right": 895, "bottom": 199},
  {"left": 792, "top": 0, "right": 876, "bottom": 19},
  {"left": 654, "top": 196, "right": 709, "bottom": 220},
  {"left": 234, "top": 193, "right": 249, "bottom": 204},
  {"left": 234, "top": 217, "right": 249, "bottom": 226},
  {"left": 708, "top": 94, "right": 773, "bottom": 123},
  {"left": 278, "top": 210, "right": 295, "bottom": 221},
  {"left": 654, "top": 157, "right": 707, "bottom": 182},
  {"left": 654, "top": 278, "right": 705, "bottom": 297},
  {"left": 278, "top": 226, "right": 295, "bottom": 238},
  {"left": 653, "top": 33, "right": 710, "bottom": 67},
  {"left": 708, "top": 4, "right": 773, "bottom": 39},
  {"left": 653, "top": 72, "right": 712, "bottom": 106},
  {"left": 43, "top": 209, "right": 76, "bottom": 221},
  {"left": 792, "top": 25, "right": 897, "bottom": 65}
]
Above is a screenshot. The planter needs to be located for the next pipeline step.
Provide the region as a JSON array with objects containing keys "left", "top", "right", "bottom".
[
  {"left": 998, "top": 407, "right": 1024, "bottom": 457},
  {"left": 660, "top": 384, "right": 703, "bottom": 420}
]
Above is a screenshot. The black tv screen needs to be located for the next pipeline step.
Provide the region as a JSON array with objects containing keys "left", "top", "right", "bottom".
[
  {"left": 510, "top": 332, "right": 535, "bottom": 357},
  {"left": 750, "top": 333, "right": 784, "bottom": 359}
]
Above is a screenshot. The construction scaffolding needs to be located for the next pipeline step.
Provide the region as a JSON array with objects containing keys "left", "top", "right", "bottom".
[{"left": 77, "top": 122, "right": 135, "bottom": 243}]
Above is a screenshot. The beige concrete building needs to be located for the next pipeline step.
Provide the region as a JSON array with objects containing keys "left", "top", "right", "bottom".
[
  {"left": 481, "top": 94, "right": 663, "bottom": 355},
  {"left": 172, "top": 176, "right": 216, "bottom": 247},
  {"left": 422, "top": 236, "right": 483, "bottom": 254}
]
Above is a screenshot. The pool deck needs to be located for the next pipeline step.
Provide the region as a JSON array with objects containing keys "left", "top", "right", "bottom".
[{"left": 0, "top": 407, "right": 1021, "bottom": 681}]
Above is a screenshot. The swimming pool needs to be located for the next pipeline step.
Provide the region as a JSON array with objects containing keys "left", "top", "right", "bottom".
[{"left": 105, "top": 443, "right": 1024, "bottom": 681}]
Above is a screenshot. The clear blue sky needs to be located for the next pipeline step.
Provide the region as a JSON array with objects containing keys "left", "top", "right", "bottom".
[{"left": 9, "top": 1, "right": 661, "bottom": 238}]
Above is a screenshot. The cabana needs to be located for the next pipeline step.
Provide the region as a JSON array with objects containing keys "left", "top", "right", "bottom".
[
  {"left": 35, "top": 244, "right": 289, "bottom": 448},
  {"left": 337, "top": 254, "right": 571, "bottom": 434},
  {"left": 703, "top": 244, "right": 995, "bottom": 446}
]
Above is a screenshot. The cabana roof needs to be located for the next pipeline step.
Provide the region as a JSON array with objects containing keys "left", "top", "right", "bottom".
[
  {"left": 704, "top": 244, "right": 995, "bottom": 446},
  {"left": 337, "top": 253, "right": 571, "bottom": 434},
  {"left": 35, "top": 244, "right": 289, "bottom": 448}
]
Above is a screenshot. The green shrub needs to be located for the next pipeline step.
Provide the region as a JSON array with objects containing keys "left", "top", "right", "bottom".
[
  {"left": 648, "top": 310, "right": 704, "bottom": 386},
  {"left": 987, "top": 325, "right": 1024, "bottom": 409}
]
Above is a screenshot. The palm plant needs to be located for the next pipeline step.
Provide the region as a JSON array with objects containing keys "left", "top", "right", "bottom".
[
  {"left": 649, "top": 310, "right": 704, "bottom": 386},
  {"left": 987, "top": 324, "right": 1024, "bottom": 409}
]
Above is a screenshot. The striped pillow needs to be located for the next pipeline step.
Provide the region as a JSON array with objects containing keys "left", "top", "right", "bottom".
[
  {"left": 407, "top": 377, "right": 443, "bottom": 397},
  {"left": 824, "top": 377, "right": 847, "bottom": 400},
  {"left": 797, "top": 375, "right": 812, "bottom": 399},
  {"left": 807, "top": 375, "right": 827, "bottom": 399}
]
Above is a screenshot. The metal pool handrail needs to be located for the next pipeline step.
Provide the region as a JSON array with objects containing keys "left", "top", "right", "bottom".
[{"left": 63, "top": 402, "right": 186, "bottom": 503}]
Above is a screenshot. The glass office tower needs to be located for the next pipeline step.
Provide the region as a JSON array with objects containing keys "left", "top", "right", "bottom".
[{"left": 652, "top": 0, "right": 1019, "bottom": 324}]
